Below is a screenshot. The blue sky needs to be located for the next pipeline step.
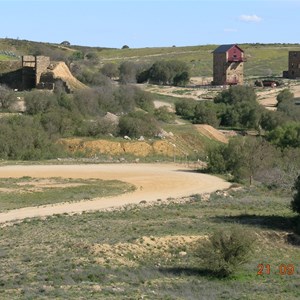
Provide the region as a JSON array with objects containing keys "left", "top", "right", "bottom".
[{"left": 0, "top": 0, "right": 299, "bottom": 48}]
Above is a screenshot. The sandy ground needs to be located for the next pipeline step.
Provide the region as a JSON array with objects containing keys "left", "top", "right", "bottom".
[
  {"left": 257, "top": 82, "right": 300, "bottom": 110},
  {"left": 0, "top": 164, "right": 230, "bottom": 224}
]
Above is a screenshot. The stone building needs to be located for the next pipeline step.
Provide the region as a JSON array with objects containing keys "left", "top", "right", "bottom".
[
  {"left": 22, "top": 55, "right": 51, "bottom": 90},
  {"left": 285, "top": 51, "right": 300, "bottom": 79},
  {"left": 0, "top": 55, "right": 85, "bottom": 92},
  {"left": 212, "top": 44, "right": 245, "bottom": 86}
]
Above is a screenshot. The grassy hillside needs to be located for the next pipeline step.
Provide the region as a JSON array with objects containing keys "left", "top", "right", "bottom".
[
  {"left": 0, "top": 186, "right": 299, "bottom": 299},
  {"left": 1, "top": 38, "right": 300, "bottom": 77}
]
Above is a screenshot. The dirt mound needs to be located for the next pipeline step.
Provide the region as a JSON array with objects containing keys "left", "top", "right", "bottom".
[
  {"left": 194, "top": 124, "right": 228, "bottom": 143},
  {"left": 58, "top": 138, "right": 183, "bottom": 157},
  {"left": 91, "top": 235, "right": 205, "bottom": 267},
  {"left": 51, "top": 62, "right": 87, "bottom": 91}
]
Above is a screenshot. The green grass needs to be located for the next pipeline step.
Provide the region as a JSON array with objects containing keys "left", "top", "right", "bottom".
[
  {"left": 0, "top": 177, "right": 134, "bottom": 211},
  {"left": 0, "top": 186, "right": 299, "bottom": 299},
  {"left": 0, "top": 55, "right": 14, "bottom": 61},
  {"left": 151, "top": 92, "right": 194, "bottom": 104},
  {"left": 95, "top": 43, "right": 300, "bottom": 77},
  {"left": 1, "top": 39, "right": 300, "bottom": 78}
]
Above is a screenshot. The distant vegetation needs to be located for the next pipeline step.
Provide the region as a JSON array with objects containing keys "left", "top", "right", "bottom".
[{"left": 0, "top": 39, "right": 299, "bottom": 181}]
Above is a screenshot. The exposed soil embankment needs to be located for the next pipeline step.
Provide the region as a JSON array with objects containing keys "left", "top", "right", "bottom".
[
  {"left": 58, "top": 138, "right": 184, "bottom": 157},
  {"left": 194, "top": 125, "right": 228, "bottom": 143}
]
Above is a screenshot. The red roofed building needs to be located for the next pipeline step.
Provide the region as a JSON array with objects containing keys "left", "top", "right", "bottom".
[{"left": 212, "top": 44, "right": 245, "bottom": 86}]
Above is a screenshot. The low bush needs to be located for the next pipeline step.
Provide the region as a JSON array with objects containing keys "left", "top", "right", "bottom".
[{"left": 195, "top": 227, "right": 256, "bottom": 277}]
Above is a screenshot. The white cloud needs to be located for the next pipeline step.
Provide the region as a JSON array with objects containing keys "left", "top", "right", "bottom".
[{"left": 239, "top": 14, "right": 262, "bottom": 22}]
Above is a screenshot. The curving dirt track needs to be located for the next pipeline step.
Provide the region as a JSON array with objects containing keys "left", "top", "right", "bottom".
[{"left": 0, "top": 164, "right": 231, "bottom": 224}]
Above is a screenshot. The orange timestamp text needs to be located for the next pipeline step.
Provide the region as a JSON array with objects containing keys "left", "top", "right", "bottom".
[{"left": 257, "top": 264, "right": 296, "bottom": 275}]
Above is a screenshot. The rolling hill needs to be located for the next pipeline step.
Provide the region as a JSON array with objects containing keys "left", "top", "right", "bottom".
[{"left": 1, "top": 38, "right": 300, "bottom": 77}]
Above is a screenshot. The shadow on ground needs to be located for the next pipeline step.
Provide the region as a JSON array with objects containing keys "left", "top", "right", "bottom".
[
  {"left": 212, "top": 214, "right": 298, "bottom": 231},
  {"left": 211, "top": 214, "right": 300, "bottom": 247}
]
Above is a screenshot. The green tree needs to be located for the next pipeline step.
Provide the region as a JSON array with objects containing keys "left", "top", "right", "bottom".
[
  {"left": 214, "top": 86, "right": 261, "bottom": 129},
  {"left": 173, "top": 71, "right": 190, "bottom": 86},
  {"left": 267, "top": 122, "right": 300, "bottom": 148},
  {"left": 175, "top": 99, "right": 196, "bottom": 119},
  {"left": 148, "top": 60, "right": 189, "bottom": 86},
  {"left": 193, "top": 101, "right": 219, "bottom": 127}
]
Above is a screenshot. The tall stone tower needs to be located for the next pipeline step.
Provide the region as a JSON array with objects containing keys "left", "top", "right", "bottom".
[
  {"left": 287, "top": 51, "right": 300, "bottom": 79},
  {"left": 22, "top": 55, "right": 50, "bottom": 90},
  {"left": 212, "top": 44, "right": 245, "bottom": 85}
]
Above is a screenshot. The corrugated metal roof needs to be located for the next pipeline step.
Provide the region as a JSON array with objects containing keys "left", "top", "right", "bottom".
[{"left": 213, "top": 44, "right": 244, "bottom": 53}]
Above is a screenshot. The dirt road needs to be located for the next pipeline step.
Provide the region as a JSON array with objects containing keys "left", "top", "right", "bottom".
[{"left": 0, "top": 164, "right": 231, "bottom": 224}]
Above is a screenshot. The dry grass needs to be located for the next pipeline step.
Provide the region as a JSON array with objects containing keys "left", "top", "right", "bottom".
[{"left": 0, "top": 186, "right": 299, "bottom": 299}]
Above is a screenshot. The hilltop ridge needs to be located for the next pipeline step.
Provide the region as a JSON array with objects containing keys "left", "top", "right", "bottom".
[{"left": 1, "top": 38, "right": 300, "bottom": 77}]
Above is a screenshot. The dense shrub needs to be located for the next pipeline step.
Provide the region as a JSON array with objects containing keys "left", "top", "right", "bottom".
[
  {"left": 196, "top": 227, "right": 255, "bottom": 277},
  {"left": 101, "top": 63, "right": 119, "bottom": 79},
  {"left": 193, "top": 101, "right": 220, "bottom": 127},
  {"left": 267, "top": 122, "right": 300, "bottom": 148},
  {"left": 24, "top": 91, "right": 57, "bottom": 115},
  {"left": 175, "top": 99, "right": 196, "bottom": 119},
  {"left": 154, "top": 106, "right": 175, "bottom": 123},
  {"left": 119, "top": 61, "right": 137, "bottom": 84},
  {"left": 276, "top": 89, "right": 294, "bottom": 106},
  {"left": 132, "top": 87, "right": 154, "bottom": 112},
  {"left": 119, "top": 111, "right": 160, "bottom": 138},
  {"left": 0, "top": 84, "right": 15, "bottom": 110},
  {"left": 76, "top": 118, "right": 118, "bottom": 137},
  {"left": 0, "top": 116, "right": 63, "bottom": 160}
]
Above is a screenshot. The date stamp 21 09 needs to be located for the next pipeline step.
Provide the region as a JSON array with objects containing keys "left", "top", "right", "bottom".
[{"left": 257, "top": 264, "right": 296, "bottom": 275}]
